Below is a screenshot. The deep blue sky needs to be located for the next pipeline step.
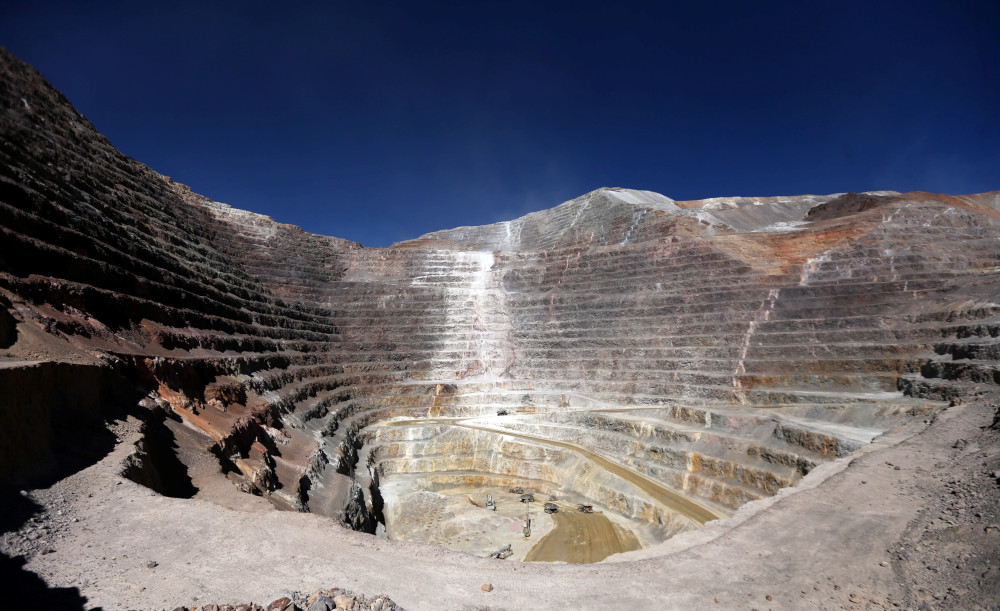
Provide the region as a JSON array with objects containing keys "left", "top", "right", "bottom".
[{"left": 3, "top": 1, "right": 998, "bottom": 246}]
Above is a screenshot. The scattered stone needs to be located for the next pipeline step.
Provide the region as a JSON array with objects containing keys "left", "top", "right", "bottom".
[
  {"left": 264, "top": 596, "right": 294, "bottom": 610},
  {"left": 307, "top": 595, "right": 334, "bottom": 611},
  {"left": 172, "top": 588, "right": 399, "bottom": 611},
  {"left": 953, "top": 439, "right": 968, "bottom": 450},
  {"left": 481, "top": 583, "right": 494, "bottom": 592},
  {"left": 146, "top": 560, "right": 158, "bottom": 569}
]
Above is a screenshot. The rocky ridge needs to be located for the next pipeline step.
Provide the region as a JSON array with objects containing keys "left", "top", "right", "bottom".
[
  {"left": 2, "top": 45, "right": 1000, "bottom": 609},
  {"left": 166, "top": 586, "right": 402, "bottom": 611}
]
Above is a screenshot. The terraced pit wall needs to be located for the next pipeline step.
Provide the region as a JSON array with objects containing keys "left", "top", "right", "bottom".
[{"left": 3, "top": 46, "right": 1000, "bottom": 551}]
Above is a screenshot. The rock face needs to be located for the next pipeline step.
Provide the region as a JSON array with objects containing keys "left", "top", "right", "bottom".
[{"left": 2, "top": 44, "right": 1000, "bottom": 600}]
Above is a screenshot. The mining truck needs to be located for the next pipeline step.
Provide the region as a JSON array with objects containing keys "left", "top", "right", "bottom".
[
  {"left": 490, "top": 544, "right": 512, "bottom": 559},
  {"left": 544, "top": 502, "right": 558, "bottom": 514}
]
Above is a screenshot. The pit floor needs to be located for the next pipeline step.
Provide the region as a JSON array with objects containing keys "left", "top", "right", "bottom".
[{"left": 380, "top": 478, "right": 657, "bottom": 563}]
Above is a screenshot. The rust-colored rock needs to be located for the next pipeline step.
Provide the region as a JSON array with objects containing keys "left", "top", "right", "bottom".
[{"left": 263, "top": 598, "right": 292, "bottom": 611}]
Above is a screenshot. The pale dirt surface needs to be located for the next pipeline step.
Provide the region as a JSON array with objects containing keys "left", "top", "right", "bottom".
[
  {"left": 523, "top": 507, "right": 640, "bottom": 564},
  {"left": 381, "top": 481, "right": 559, "bottom": 561},
  {"left": 380, "top": 479, "right": 663, "bottom": 563},
  {"left": 3, "top": 395, "right": 998, "bottom": 610}
]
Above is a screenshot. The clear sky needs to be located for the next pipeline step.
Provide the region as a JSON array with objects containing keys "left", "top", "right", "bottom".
[{"left": 2, "top": 1, "right": 998, "bottom": 247}]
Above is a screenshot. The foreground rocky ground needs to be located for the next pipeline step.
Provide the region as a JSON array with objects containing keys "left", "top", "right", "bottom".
[
  {"left": 167, "top": 587, "right": 401, "bottom": 611},
  {"left": 2, "top": 393, "right": 997, "bottom": 609}
]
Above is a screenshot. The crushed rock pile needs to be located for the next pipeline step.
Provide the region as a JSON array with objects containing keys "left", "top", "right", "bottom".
[{"left": 165, "top": 587, "right": 402, "bottom": 611}]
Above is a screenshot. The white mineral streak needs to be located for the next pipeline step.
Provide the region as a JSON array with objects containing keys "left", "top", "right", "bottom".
[
  {"left": 604, "top": 189, "right": 733, "bottom": 238},
  {"left": 799, "top": 252, "right": 829, "bottom": 286},
  {"left": 499, "top": 217, "right": 524, "bottom": 251},
  {"left": 603, "top": 188, "right": 679, "bottom": 212},
  {"left": 419, "top": 250, "right": 513, "bottom": 382},
  {"left": 884, "top": 247, "right": 898, "bottom": 282},
  {"left": 732, "top": 288, "right": 780, "bottom": 405},
  {"left": 798, "top": 247, "right": 847, "bottom": 286},
  {"left": 758, "top": 220, "right": 808, "bottom": 232},
  {"left": 881, "top": 201, "right": 910, "bottom": 225},
  {"left": 408, "top": 250, "right": 455, "bottom": 288},
  {"left": 621, "top": 208, "right": 649, "bottom": 244},
  {"left": 568, "top": 195, "right": 593, "bottom": 229}
]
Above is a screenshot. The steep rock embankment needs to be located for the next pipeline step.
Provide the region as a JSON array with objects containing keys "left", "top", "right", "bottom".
[{"left": 0, "top": 47, "right": 359, "bottom": 524}]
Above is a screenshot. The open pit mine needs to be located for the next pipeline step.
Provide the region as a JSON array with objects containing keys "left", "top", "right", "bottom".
[{"left": 2, "top": 47, "right": 1000, "bottom": 610}]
